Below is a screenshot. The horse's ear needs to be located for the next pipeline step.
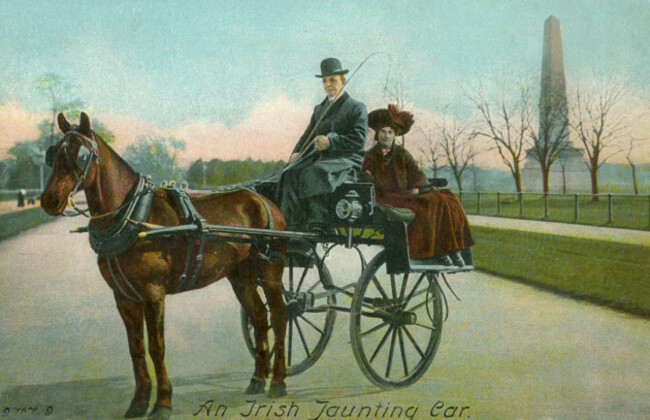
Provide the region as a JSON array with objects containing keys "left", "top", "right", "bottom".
[
  {"left": 57, "top": 113, "right": 71, "bottom": 134},
  {"left": 79, "top": 112, "right": 91, "bottom": 136}
]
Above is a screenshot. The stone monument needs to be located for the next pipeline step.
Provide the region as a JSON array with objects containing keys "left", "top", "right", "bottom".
[{"left": 522, "top": 16, "right": 589, "bottom": 193}]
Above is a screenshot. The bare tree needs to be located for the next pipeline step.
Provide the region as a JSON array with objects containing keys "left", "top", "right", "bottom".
[
  {"left": 624, "top": 136, "right": 642, "bottom": 195},
  {"left": 416, "top": 126, "right": 443, "bottom": 179},
  {"left": 569, "top": 79, "right": 627, "bottom": 200},
  {"left": 470, "top": 81, "right": 534, "bottom": 192},
  {"left": 436, "top": 113, "right": 478, "bottom": 192},
  {"left": 527, "top": 82, "right": 572, "bottom": 194}
]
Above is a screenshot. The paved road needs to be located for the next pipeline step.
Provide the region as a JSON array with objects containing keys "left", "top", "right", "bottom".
[{"left": 0, "top": 217, "right": 648, "bottom": 419}]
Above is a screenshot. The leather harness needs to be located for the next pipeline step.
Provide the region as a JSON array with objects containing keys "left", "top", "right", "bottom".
[{"left": 85, "top": 177, "right": 278, "bottom": 302}]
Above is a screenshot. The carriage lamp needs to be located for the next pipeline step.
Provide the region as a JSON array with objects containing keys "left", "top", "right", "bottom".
[{"left": 335, "top": 190, "right": 364, "bottom": 222}]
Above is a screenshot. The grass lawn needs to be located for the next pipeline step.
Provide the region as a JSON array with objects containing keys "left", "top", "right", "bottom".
[
  {"left": 459, "top": 192, "right": 650, "bottom": 230},
  {"left": 471, "top": 225, "right": 650, "bottom": 317}
]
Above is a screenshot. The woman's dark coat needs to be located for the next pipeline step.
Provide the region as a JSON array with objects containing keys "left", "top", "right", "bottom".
[{"left": 362, "top": 143, "right": 474, "bottom": 259}]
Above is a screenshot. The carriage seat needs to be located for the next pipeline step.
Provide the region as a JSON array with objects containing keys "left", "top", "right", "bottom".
[{"left": 372, "top": 203, "right": 415, "bottom": 224}]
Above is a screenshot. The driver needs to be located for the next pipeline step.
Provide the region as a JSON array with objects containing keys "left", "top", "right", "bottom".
[{"left": 279, "top": 57, "right": 367, "bottom": 233}]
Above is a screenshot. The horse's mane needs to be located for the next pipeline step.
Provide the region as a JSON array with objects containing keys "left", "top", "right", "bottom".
[{"left": 92, "top": 131, "right": 137, "bottom": 175}]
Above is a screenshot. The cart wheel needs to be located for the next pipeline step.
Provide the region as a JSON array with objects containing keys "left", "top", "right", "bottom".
[
  {"left": 350, "top": 250, "right": 443, "bottom": 388},
  {"left": 240, "top": 248, "right": 337, "bottom": 376}
]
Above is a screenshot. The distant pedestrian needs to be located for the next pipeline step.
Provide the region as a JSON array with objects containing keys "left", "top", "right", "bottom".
[{"left": 17, "top": 189, "right": 26, "bottom": 207}]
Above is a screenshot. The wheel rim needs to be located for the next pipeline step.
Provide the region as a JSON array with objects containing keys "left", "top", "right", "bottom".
[
  {"left": 350, "top": 251, "right": 443, "bottom": 388},
  {"left": 241, "top": 248, "right": 337, "bottom": 376}
]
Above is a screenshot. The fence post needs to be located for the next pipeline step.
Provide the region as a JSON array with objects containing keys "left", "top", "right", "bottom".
[
  {"left": 607, "top": 194, "right": 613, "bottom": 225},
  {"left": 574, "top": 194, "right": 579, "bottom": 221},
  {"left": 518, "top": 192, "right": 523, "bottom": 217},
  {"left": 497, "top": 192, "right": 501, "bottom": 216},
  {"left": 476, "top": 192, "right": 481, "bottom": 214},
  {"left": 543, "top": 193, "right": 549, "bottom": 219}
]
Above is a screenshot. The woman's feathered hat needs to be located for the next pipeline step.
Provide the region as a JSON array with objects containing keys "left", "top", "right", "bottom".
[{"left": 367, "top": 105, "right": 415, "bottom": 136}]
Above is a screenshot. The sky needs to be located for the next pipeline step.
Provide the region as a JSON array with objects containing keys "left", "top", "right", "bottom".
[{"left": 1, "top": 0, "right": 648, "bottom": 167}]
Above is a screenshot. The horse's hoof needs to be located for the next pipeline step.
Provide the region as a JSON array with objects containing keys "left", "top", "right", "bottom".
[
  {"left": 148, "top": 405, "right": 172, "bottom": 420},
  {"left": 245, "top": 377, "right": 266, "bottom": 394},
  {"left": 124, "top": 401, "right": 149, "bottom": 418},
  {"left": 267, "top": 382, "right": 287, "bottom": 398}
]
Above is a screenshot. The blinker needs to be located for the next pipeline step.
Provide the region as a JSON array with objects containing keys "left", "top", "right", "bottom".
[{"left": 44, "top": 132, "right": 99, "bottom": 170}]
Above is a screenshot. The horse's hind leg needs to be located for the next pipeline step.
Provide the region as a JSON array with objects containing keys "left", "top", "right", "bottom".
[
  {"left": 115, "top": 297, "right": 151, "bottom": 418},
  {"left": 259, "top": 259, "right": 287, "bottom": 397},
  {"left": 228, "top": 266, "right": 270, "bottom": 394}
]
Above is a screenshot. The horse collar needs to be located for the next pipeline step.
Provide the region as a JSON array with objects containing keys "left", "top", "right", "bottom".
[{"left": 88, "top": 175, "right": 155, "bottom": 258}]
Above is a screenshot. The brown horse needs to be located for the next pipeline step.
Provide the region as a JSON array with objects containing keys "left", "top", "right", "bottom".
[{"left": 41, "top": 112, "right": 287, "bottom": 419}]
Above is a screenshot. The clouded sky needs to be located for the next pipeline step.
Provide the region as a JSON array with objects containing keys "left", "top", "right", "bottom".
[{"left": 1, "top": 0, "right": 648, "bottom": 166}]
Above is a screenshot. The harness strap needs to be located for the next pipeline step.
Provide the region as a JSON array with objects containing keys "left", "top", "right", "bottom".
[
  {"left": 186, "top": 238, "right": 207, "bottom": 291},
  {"left": 244, "top": 187, "right": 285, "bottom": 263},
  {"left": 168, "top": 187, "right": 208, "bottom": 293},
  {"left": 177, "top": 238, "right": 196, "bottom": 292},
  {"left": 106, "top": 257, "right": 142, "bottom": 302},
  {"left": 244, "top": 187, "right": 275, "bottom": 230}
]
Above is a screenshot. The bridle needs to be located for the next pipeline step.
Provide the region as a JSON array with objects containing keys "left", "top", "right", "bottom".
[{"left": 45, "top": 130, "right": 101, "bottom": 217}]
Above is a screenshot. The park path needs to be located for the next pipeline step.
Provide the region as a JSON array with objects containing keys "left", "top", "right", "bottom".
[
  {"left": 469, "top": 215, "right": 649, "bottom": 246},
  {"left": 0, "top": 200, "right": 40, "bottom": 216}
]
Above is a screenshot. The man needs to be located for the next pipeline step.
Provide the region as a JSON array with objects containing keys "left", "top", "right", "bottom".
[{"left": 280, "top": 57, "right": 367, "bottom": 232}]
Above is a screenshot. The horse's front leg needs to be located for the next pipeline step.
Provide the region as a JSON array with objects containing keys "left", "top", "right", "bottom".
[
  {"left": 143, "top": 284, "right": 173, "bottom": 420},
  {"left": 115, "top": 296, "right": 151, "bottom": 418},
  {"left": 259, "top": 259, "right": 287, "bottom": 398}
]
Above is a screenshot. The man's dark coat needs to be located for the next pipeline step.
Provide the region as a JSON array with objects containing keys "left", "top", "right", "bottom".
[{"left": 289, "top": 91, "right": 368, "bottom": 198}]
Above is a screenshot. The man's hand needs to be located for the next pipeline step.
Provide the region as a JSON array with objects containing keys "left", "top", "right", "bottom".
[
  {"left": 314, "top": 135, "right": 331, "bottom": 151},
  {"left": 289, "top": 153, "right": 301, "bottom": 163}
]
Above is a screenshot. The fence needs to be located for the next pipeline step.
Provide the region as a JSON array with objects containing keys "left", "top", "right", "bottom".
[{"left": 458, "top": 191, "right": 650, "bottom": 230}]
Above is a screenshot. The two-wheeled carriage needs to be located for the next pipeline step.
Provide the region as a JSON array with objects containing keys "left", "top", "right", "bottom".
[{"left": 221, "top": 176, "right": 473, "bottom": 388}]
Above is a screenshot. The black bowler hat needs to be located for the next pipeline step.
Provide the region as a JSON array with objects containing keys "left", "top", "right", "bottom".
[{"left": 315, "top": 57, "right": 349, "bottom": 78}]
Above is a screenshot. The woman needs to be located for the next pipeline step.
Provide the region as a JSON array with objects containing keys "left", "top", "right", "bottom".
[{"left": 362, "top": 105, "right": 473, "bottom": 265}]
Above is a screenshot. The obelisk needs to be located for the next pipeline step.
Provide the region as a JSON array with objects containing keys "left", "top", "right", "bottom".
[{"left": 539, "top": 15, "right": 568, "bottom": 143}]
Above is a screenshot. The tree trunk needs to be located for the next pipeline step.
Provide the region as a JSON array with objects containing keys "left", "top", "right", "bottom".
[
  {"left": 590, "top": 163, "right": 599, "bottom": 202},
  {"left": 540, "top": 161, "right": 550, "bottom": 194},
  {"left": 542, "top": 168, "right": 550, "bottom": 195},
  {"left": 513, "top": 161, "right": 522, "bottom": 192},
  {"left": 455, "top": 174, "right": 463, "bottom": 192},
  {"left": 627, "top": 158, "right": 639, "bottom": 195}
]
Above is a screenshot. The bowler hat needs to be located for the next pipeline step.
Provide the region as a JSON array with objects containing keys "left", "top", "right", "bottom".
[{"left": 315, "top": 57, "right": 349, "bottom": 78}]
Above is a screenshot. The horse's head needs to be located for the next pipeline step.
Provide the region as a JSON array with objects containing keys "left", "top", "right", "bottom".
[{"left": 41, "top": 112, "right": 102, "bottom": 216}]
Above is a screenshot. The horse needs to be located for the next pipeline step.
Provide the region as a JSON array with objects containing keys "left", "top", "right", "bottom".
[{"left": 41, "top": 112, "right": 288, "bottom": 419}]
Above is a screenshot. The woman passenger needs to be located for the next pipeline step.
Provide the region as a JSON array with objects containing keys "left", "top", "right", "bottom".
[{"left": 362, "top": 105, "right": 474, "bottom": 266}]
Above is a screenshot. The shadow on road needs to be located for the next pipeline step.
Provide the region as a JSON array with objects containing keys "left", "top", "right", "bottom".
[{"left": 1, "top": 371, "right": 382, "bottom": 419}]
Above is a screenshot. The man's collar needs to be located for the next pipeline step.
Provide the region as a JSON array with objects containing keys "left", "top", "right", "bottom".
[{"left": 322, "top": 91, "right": 349, "bottom": 105}]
